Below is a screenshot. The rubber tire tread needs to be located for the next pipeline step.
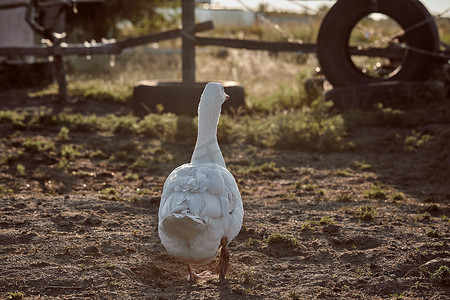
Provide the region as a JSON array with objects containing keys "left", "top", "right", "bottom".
[{"left": 317, "top": 0, "right": 440, "bottom": 87}]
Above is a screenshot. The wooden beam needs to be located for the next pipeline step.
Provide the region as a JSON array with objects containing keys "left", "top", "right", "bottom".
[
  {"left": 196, "top": 37, "right": 316, "bottom": 53},
  {"left": 0, "top": 21, "right": 214, "bottom": 56},
  {"left": 182, "top": 0, "right": 196, "bottom": 84},
  {"left": 196, "top": 37, "right": 407, "bottom": 59}
]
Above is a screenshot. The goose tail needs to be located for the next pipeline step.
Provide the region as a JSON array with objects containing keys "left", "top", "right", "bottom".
[{"left": 161, "top": 213, "right": 205, "bottom": 240}]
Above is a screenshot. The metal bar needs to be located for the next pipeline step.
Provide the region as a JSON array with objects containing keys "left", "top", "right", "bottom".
[{"left": 182, "top": 0, "right": 195, "bottom": 85}]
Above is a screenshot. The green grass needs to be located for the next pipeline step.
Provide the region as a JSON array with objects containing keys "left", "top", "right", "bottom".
[
  {"left": 363, "top": 184, "right": 387, "bottom": 200},
  {"left": 354, "top": 206, "right": 377, "bottom": 221},
  {"left": 29, "top": 80, "right": 132, "bottom": 104},
  {"left": 266, "top": 233, "right": 301, "bottom": 248},
  {"left": 431, "top": 265, "right": 450, "bottom": 286}
]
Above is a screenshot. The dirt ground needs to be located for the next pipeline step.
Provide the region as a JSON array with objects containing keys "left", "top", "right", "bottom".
[{"left": 0, "top": 97, "right": 449, "bottom": 299}]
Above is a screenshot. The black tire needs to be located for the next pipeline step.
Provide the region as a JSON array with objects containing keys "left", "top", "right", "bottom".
[{"left": 317, "top": 0, "right": 440, "bottom": 87}]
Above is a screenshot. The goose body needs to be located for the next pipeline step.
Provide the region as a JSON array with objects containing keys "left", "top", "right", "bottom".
[{"left": 158, "top": 82, "right": 244, "bottom": 280}]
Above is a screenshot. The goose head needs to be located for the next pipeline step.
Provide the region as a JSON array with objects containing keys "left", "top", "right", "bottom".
[{"left": 198, "top": 82, "right": 229, "bottom": 118}]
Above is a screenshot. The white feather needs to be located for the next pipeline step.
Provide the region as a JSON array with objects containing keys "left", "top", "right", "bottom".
[{"left": 158, "top": 82, "right": 244, "bottom": 266}]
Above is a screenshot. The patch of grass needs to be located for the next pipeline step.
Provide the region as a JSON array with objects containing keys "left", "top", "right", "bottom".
[
  {"left": 301, "top": 216, "right": 334, "bottom": 231},
  {"left": 267, "top": 100, "right": 348, "bottom": 151},
  {"left": 61, "top": 144, "right": 80, "bottom": 160},
  {"left": 301, "top": 183, "right": 316, "bottom": 192},
  {"left": 356, "top": 265, "right": 373, "bottom": 277},
  {"left": 288, "top": 290, "right": 300, "bottom": 300},
  {"left": 390, "top": 292, "right": 405, "bottom": 299},
  {"left": 426, "top": 229, "right": 441, "bottom": 238},
  {"left": 430, "top": 266, "right": 450, "bottom": 286},
  {"left": 235, "top": 161, "right": 279, "bottom": 175},
  {"left": 22, "top": 138, "right": 43, "bottom": 152},
  {"left": 0, "top": 185, "right": 14, "bottom": 195},
  {"left": 266, "top": 233, "right": 301, "bottom": 249},
  {"left": 300, "top": 220, "right": 317, "bottom": 231},
  {"left": 415, "top": 212, "right": 431, "bottom": 222},
  {"left": 89, "top": 150, "right": 108, "bottom": 160},
  {"left": 16, "top": 164, "right": 26, "bottom": 176},
  {"left": 352, "top": 160, "right": 372, "bottom": 171},
  {"left": 241, "top": 267, "right": 255, "bottom": 284},
  {"left": 354, "top": 206, "right": 377, "bottom": 221},
  {"left": 337, "top": 191, "right": 355, "bottom": 202},
  {"left": 391, "top": 192, "right": 405, "bottom": 201},
  {"left": 137, "top": 113, "right": 177, "bottom": 141},
  {"left": 363, "top": 184, "right": 387, "bottom": 200},
  {"left": 6, "top": 291, "right": 25, "bottom": 300},
  {"left": 101, "top": 187, "right": 118, "bottom": 195},
  {"left": 30, "top": 80, "right": 132, "bottom": 104},
  {"left": 319, "top": 216, "right": 335, "bottom": 225},
  {"left": 335, "top": 168, "right": 353, "bottom": 177},
  {"left": 404, "top": 130, "right": 432, "bottom": 153},
  {"left": 57, "top": 126, "right": 70, "bottom": 141},
  {"left": 124, "top": 173, "right": 139, "bottom": 181}
]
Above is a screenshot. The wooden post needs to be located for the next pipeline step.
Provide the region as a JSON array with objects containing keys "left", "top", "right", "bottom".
[
  {"left": 54, "top": 53, "right": 68, "bottom": 104},
  {"left": 182, "top": 0, "right": 195, "bottom": 85}
]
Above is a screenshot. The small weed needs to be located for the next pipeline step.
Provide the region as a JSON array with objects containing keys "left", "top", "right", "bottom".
[
  {"left": 335, "top": 168, "right": 353, "bottom": 177},
  {"left": 363, "top": 184, "right": 387, "bottom": 200},
  {"left": 319, "top": 216, "right": 335, "bottom": 225},
  {"left": 441, "top": 215, "right": 449, "bottom": 222},
  {"left": 266, "top": 233, "right": 300, "bottom": 248},
  {"left": 57, "top": 126, "right": 70, "bottom": 141},
  {"left": 404, "top": 130, "right": 432, "bottom": 153},
  {"left": 280, "top": 193, "right": 297, "bottom": 202},
  {"left": 104, "top": 262, "right": 117, "bottom": 269},
  {"left": 352, "top": 160, "right": 372, "bottom": 171},
  {"left": 390, "top": 292, "right": 404, "bottom": 299},
  {"left": 124, "top": 173, "right": 139, "bottom": 181},
  {"left": 288, "top": 290, "right": 300, "bottom": 300},
  {"left": 22, "top": 138, "right": 43, "bottom": 152},
  {"left": 354, "top": 206, "right": 377, "bottom": 221},
  {"left": 241, "top": 267, "right": 255, "bottom": 284},
  {"left": 89, "top": 150, "right": 108, "bottom": 160},
  {"left": 356, "top": 265, "right": 373, "bottom": 277},
  {"left": 61, "top": 144, "right": 80, "bottom": 160},
  {"left": 301, "top": 183, "right": 316, "bottom": 192},
  {"left": 246, "top": 237, "right": 261, "bottom": 247},
  {"left": 426, "top": 229, "right": 441, "bottom": 238},
  {"left": 6, "top": 292, "right": 25, "bottom": 300},
  {"left": 236, "top": 161, "right": 279, "bottom": 175},
  {"left": 316, "top": 189, "right": 326, "bottom": 197},
  {"left": 16, "top": 164, "right": 26, "bottom": 176},
  {"left": 57, "top": 157, "right": 69, "bottom": 170},
  {"left": 337, "top": 191, "right": 355, "bottom": 202},
  {"left": 391, "top": 192, "right": 405, "bottom": 201},
  {"left": 136, "top": 188, "right": 154, "bottom": 195},
  {"left": 415, "top": 212, "right": 431, "bottom": 222},
  {"left": 0, "top": 185, "right": 14, "bottom": 195},
  {"left": 431, "top": 265, "right": 450, "bottom": 286},
  {"left": 101, "top": 188, "right": 118, "bottom": 195},
  {"left": 300, "top": 220, "right": 317, "bottom": 231}
]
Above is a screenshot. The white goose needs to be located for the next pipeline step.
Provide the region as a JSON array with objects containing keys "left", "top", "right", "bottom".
[{"left": 158, "top": 82, "right": 244, "bottom": 281}]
